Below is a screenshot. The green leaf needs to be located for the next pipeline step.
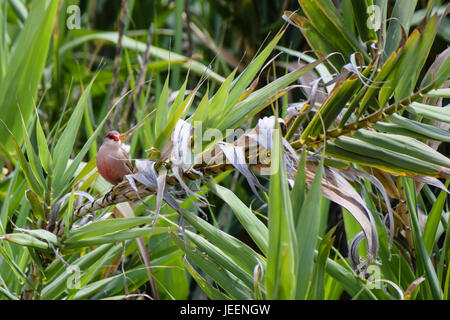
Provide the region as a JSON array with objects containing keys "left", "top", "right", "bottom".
[
  {"left": 342, "top": 207, "right": 365, "bottom": 256},
  {"left": 291, "top": 148, "right": 307, "bottom": 226},
  {"left": 333, "top": 135, "right": 443, "bottom": 177},
  {"left": 1, "top": 121, "right": 43, "bottom": 196},
  {"left": 423, "top": 180, "right": 449, "bottom": 255},
  {"left": 41, "top": 244, "right": 114, "bottom": 299},
  {"left": 350, "top": 0, "right": 377, "bottom": 43},
  {"left": 325, "top": 141, "right": 438, "bottom": 177},
  {"left": 266, "top": 122, "right": 296, "bottom": 299},
  {"left": 185, "top": 230, "right": 255, "bottom": 291},
  {"left": 294, "top": 159, "right": 323, "bottom": 299},
  {"left": 7, "top": 0, "right": 28, "bottom": 22},
  {"left": 276, "top": 46, "right": 335, "bottom": 92},
  {"left": 371, "top": 210, "right": 416, "bottom": 290},
  {"left": 321, "top": 251, "right": 376, "bottom": 300},
  {"left": 64, "top": 189, "right": 75, "bottom": 237},
  {"left": 402, "top": 177, "right": 443, "bottom": 300},
  {"left": 284, "top": 11, "right": 344, "bottom": 69},
  {"left": 68, "top": 243, "right": 124, "bottom": 299},
  {"left": 407, "top": 102, "right": 450, "bottom": 123},
  {"left": 388, "top": 114, "right": 450, "bottom": 142},
  {"left": 191, "top": 87, "right": 209, "bottom": 124},
  {"left": 17, "top": 228, "right": 59, "bottom": 246},
  {"left": 0, "top": 245, "right": 32, "bottom": 288},
  {"left": 431, "top": 54, "right": 450, "bottom": 89},
  {"left": 425, "top": 88, "right": 450, "bottom": 98},
  {"left": 207, "top": 69, "right": 236, "bottom": 127},
  {"left": 66, "top": 216, "right": 157, "bottom": 241},
  {"left": 302, "top": 65, "right": 371, "bottom": 140},
  {"left": 166, "top": 76, "right": 188, "bottom": 121},
  {"left": 310, "top": 226, "right": 335, "bottom": 300},
  {"left": 83, "top": 96, "right": 97, "bottom": 160},
  {"left": 0, "top": 167, "right": 24, "bottom": 234},
  {"left": 182, "top": 256, "right": 231, "bottom": 300},
  {"left": 360, "top": 48, "right": 401, "bottom": 113},
  {"left": 440, "top": 210, "right": 450, "bottom": 292},
  {"left": 88, "top": 264, "right": 152, "bottom": 299},
  {"left": 228, "top": 29, "right": 284, "bottom": 106},
  {"left": 25, "top": 189, "right": 46, "bottom": 221},
  {"left": 180, "top": 208, "right": 265, "bottom": 276},
  {"left": 0, "top": 2, "right": 7, "bottom": 78},
  {"left": 0, "top": 233, "right": 49, "bottom": 251},
  {"left": 64, "top": 227, "right": 168, "bottom": 249},
  {"left": 154, "top": 75, "right": 169, "bottom": 137},
  {"left": 384, "top": 0, "right": 418, "bottom": 58},
  {"left": 52, "top": 77, "right": 96, "bottom": 192},
  {"left": 0, "top": 0, "right": 58, "bottom": 153},
  {"left": 395, "top": 15, "right": 438, "bottom": 101},
  {"left": 208, "top": 182, "right": 268, "bottom": 255},
  {"left": 379, "top": 30, "right": 421, "bottom": 106},
  {"left": 352, "top": 129, "right": 450, "bottom": 168},
  {"left": 372, "top": 122, "right": 432, "bottom": 140},
  {"left": 153, "top": 78, "right": 199, "bottom": 153},
  {"left": 217, "top": 58, "right": 325, "bottom": 131},
  {"left": 170, "top": 232, "right": 251, "bottom": 300},
  {"left": 19, "top": 113, "right": 45, "bottom": 191},
  {"left": 299, "top": 0, "right": 368, "bottom": 61},
  {"left": 0, "top": 286, "right": 19, "bottom": 300},
  {"left": 35, "top": 105, "right": 52, "bottom": 175},
  {"left": 71, "top": 274, "right": 122, "bottom": 300}
]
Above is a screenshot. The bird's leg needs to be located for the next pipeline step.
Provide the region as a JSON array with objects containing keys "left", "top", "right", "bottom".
[
  {"left": 102, "top": 184, "right": 120, "bottom": 203},
  {"left": 102, "top": 189, "right": 112, "bottom": 204}
]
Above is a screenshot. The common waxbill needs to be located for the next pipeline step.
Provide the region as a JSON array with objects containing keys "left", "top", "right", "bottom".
[{"left": 96, "top": 130, "right": 133, "bottom": 185}]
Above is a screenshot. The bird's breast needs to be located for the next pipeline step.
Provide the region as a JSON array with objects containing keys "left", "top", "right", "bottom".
[{"left": 96, "top": 146, "right": 130, "bottom": 185}]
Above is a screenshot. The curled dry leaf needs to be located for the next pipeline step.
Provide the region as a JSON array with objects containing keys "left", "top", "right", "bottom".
[
  {"left": 306, "top": 164, "right": 379, "bottom": 266},
  {"left": 404, "top": 276, "right": 426, "bottom": 299},
  {"left": 341, "top": 166, "right": 394, "bottom": 247}
]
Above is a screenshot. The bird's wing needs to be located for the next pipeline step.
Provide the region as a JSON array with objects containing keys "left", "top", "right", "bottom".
[{"left": 119, "top": 147, "right": 134, "bottom": 173}]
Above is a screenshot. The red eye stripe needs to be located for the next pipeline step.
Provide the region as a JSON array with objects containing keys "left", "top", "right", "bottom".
[{"left": 106, "top": 134, "right": 120, "bottom": 141}]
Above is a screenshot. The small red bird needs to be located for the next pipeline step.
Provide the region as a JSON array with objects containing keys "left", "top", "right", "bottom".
[{"left": 96, "top": 130, "right": 133, "bottom": 185}]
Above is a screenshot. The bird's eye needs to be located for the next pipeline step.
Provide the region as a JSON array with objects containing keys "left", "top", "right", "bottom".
[{"left": 106, "top": 134, "right": 120, "bottom": 141}]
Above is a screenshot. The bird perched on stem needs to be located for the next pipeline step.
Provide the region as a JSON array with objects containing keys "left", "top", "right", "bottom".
[
  {"left": 96, "top": 130, "right": 133, "bottom": 185},
  {"left": 96, "top": 112, "right": 153, "bottom": 198}
]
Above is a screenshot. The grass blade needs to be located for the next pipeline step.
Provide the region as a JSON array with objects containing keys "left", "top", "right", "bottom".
[
  {"left": 52, "top": 77, "right": 96, "bottom": 193},
  {"left": 402, "top": 177, "right": 443, "bottom": 300},
  {"left": 266, "top": 122, "right": 296, "bottom": 299},
  {"left": 208, "top": 182, "right": 268, "bottom": 255},
  {"left": 294, "top": 159, "right": 323, "bottom": 299},
  {"left": 183, "top": 256, "right": 231, "bottom": 300},
  {"left": 0, "top": 0, "right": 58, "bottom": 153}
]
